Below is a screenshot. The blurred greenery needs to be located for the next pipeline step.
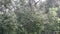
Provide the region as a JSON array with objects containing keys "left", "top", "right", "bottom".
[{"left": 0, "top": 0, "right": 60, "bottom": 34}]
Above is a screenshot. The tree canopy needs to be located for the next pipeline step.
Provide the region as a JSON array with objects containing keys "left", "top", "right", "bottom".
[{"left": 0, "top": 0, "right": 60, "bottom": 34}]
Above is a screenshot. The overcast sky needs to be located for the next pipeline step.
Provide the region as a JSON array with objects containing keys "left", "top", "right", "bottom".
[{"left": 35, "top": 0, "right": 46, "bottom": 2}]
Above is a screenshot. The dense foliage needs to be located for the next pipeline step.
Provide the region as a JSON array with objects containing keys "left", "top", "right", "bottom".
[{"left": 0, "top": 0, "right": 60, "bottom": 34}]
